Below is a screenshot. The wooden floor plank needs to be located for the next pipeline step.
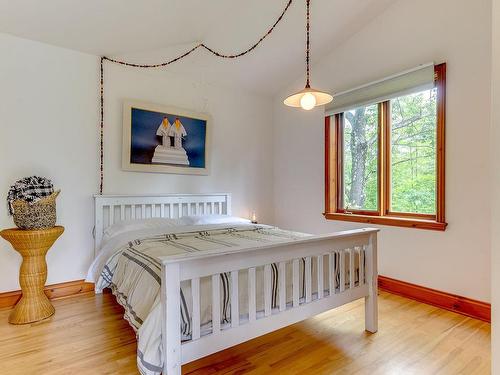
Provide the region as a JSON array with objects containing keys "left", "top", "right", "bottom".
[{"left": 0, "top": 291, "right": 490, "bottom": 374}]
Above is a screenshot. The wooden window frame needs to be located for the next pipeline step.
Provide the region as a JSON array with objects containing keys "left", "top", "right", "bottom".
[{"left": 324, "top": 63, "right": 447, "bottom": 231}]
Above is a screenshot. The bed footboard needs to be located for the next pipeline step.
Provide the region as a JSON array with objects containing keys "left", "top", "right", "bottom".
[{"left": 160, "top": 228, "right": 378, "bottom": 375}]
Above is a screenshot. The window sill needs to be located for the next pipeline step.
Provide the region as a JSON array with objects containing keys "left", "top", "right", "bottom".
[{"left": 323, "top": 212, "right": 447, "bottom": 231}]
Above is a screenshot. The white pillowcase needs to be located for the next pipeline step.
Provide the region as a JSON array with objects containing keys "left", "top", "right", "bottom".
[
  {"left": 102, "top": 215, "right": 251, "bottom": 244},
  {"left": 102, "top": 217, "right": 187, "bottom": 243},
  {"left": 182, "top": 215, "right": 251, "bottom": 225}
]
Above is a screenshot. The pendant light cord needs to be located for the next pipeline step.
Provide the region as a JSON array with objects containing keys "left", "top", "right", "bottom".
[
  {"left": 99, "top": 0, "right": 294, "bottom": 194},
  {"left": 305, "top": 0, "right": 311, "bottom": 88}
]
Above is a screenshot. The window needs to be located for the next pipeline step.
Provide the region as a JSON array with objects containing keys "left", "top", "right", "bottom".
[
  {"left": 338, "top": 104, "right": 380, "bottom": 213},
  {"left": 325, "top": 63, "right": 446, "bottom": 230}
]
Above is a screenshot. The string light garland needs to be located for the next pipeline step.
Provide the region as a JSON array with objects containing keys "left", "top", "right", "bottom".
[
  {"left": 99, "top": 0, "right": 299, "bottom": 194},
  {"left": 99, "top": 57, "right": 104, "bottom": 195},
  {"left": 283, "top": 0, "right": 333, "bottom": 110}
]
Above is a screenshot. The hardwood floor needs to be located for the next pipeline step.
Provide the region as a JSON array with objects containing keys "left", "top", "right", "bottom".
[{"left": 0, "top": 291, "right": 490, "bottom": 374}]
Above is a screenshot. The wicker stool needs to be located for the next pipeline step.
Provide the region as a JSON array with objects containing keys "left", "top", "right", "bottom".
[{"left": 0, "top": 226, "right": 64, "bottom": 324}]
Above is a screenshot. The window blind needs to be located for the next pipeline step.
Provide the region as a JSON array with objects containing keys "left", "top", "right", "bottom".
[{"left": 325, "top": 63, "right": 435, "bottom": 115}]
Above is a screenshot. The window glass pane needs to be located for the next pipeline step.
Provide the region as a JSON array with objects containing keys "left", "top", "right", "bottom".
[
  {"left": 390, "top": 88, "right": 437, "bottom": 214},
  {"left": 341, "top": 104, "right": 379, "bottom": 211}
]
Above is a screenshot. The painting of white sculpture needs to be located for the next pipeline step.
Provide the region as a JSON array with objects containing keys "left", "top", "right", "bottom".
[
  {"left": 152, "top": 117, "right": 189, "bottom": 165},
  {"left": 122, "top": 100, "right": 210, "bottom": 175}
]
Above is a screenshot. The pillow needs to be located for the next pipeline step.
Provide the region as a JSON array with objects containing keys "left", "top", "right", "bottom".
[
  {"left": 102, "top": 217, "right": 187, "bottom": 242},
  {"left": 182, "top": 215, "right": 251, "bottom": 226}
]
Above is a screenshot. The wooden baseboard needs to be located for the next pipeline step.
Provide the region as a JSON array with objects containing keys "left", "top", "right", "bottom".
[
  {"left": 378, "top": 275, "right": 490, "bottom": 322},
  {"left": 0, "top": 280, "right": 94, "bottom": 309}
]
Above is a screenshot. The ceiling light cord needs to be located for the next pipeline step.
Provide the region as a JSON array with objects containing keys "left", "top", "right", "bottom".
[
  {"left": 283, "top": 0, "right": 333, "bottom": 110},
  {"left": 305, "top": 0, "right": 311, "bottom": 88}
]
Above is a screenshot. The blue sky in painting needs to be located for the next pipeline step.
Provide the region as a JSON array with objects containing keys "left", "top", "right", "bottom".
[{"left": 130, "top": 108, "right": 206, "bottom": 168}]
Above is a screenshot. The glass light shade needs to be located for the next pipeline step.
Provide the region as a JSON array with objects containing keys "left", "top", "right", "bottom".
[
  {"left": 300, "top": 92, "right": 316, "bottom": 110},
  {"left": 284, "top": 87, "right": 333, "bottom": 109}
]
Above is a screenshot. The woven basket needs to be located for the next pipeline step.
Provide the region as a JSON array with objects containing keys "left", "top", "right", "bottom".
[{"left": 12, "top": 191, "right": 60, "bottom": 230}]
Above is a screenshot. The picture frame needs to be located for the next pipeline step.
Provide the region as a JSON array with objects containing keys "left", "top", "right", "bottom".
[{"left": 122, "top": 99, "right": 211, "bottom": 175}]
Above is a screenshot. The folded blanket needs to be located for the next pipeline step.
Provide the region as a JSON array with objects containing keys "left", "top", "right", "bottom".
[{"left": 7, "top": 176, "right": 54, "bottom": 215}]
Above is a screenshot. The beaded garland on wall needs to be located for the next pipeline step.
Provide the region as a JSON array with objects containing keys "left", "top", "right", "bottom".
[{"left": 98, "top": 0, "right": 295, "bottom": 194}]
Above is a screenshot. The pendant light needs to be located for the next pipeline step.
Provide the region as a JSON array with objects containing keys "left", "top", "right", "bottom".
[{"left": 284, "top": 0, "right": 333, "bottom": 110}]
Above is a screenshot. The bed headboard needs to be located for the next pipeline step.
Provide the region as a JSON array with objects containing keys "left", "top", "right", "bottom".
[{"left": 93, "top": 193, "right": 232, "bottom": 253}]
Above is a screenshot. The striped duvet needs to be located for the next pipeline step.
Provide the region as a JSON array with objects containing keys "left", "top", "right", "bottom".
[{"left": 92, "top": 224, "right": 362, "bottom": 375}]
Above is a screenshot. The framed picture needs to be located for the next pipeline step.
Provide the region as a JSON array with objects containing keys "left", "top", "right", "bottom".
[{"left": 122, "top": 100, "right": 211, "bottom": 175}]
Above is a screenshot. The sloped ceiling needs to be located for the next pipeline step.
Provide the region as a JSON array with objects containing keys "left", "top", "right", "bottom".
[{"left": 0, "top": 0, "right": 396, "bottom": 95}]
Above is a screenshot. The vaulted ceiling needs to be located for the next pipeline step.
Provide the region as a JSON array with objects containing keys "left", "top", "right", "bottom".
[{"left": 0, "top": 0, "right": 396, "bottom": 95}]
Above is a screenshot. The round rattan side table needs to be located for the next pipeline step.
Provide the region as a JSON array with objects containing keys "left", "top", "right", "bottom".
[{"left": 0, "top": 226, "right": 64, "bottom": 324}]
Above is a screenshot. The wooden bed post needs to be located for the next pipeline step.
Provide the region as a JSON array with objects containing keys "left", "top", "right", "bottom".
[
  {"left": 162, "top": 263, "right": 182, "bottom": 375},
  {"left": 365, "top": 232, "right": 378, "bottom": 333}
]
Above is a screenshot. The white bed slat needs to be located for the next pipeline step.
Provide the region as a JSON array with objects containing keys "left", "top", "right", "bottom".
[
  {"left": 340, "top": 250, "right": 346, "bottom": 293},
  {"left": 317, "top": 255, "right": 324, "bottom": 299},
  {"left": 248, "top": 267, "right": 256, "bottom": 322},
  {"left": 292, "top": 259, "right": 299, "bottom": 308},
  {"left": 212, "top": 274, "right": 221, "bottom": 335},
  {"left": 109, "top": 205, "right": 114, "bottom": 225},
  {"left": 278, "top": 261, "right": 286, "bottom": 312},
  {"left": 365, "top": 234, "right": 378, "bottom": 333},
  {"left": 141, "top": 204, "right": 146, "bottom": 218},
  {"left": 187, "top": 203, "right": 192, "bottom": 215},
  {"left": 305, "top": 257, "right": 312, "bottom": 303},
  {"left": 191, "top": 278, "right": 201, "bottom": 340},
  {"left": 120, "top": 205, "right": 125, "bottom": 221},
  {"left": 349, "top": 248, "right": 355, "bottom": 289},
  {"left": 160, "top": 204, "right": 165, "bottom": 218},
  {"left": 264, "top": 264, "right": 272, "bottom": 317},
  {"left": 329, "top": 253, "right": 334, "bottom": 296},
  {"left": 162, "top": 263, "right": 181, "bottom": 374},
  {"left": 131, "top": 204, "right": 136, "bottom": 219},
  {"left": 359, "top": 247, "right": 365, "bottom": 285},
  {"left": 231, "top": 271, "right": 239, "bottom": 328}
]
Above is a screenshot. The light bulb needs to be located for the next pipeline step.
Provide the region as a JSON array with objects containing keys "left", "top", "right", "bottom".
[{"left": 300, "top": 92, "right": 316, "bottom": 110}]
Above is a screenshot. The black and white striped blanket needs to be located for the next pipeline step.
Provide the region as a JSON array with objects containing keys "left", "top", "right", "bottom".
[{"left": 95, "top": 225, "right": 360, "bottom": 375}]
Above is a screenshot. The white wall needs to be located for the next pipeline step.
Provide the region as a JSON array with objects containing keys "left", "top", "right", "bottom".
[
  {"left": 102, "top": 63, "right": 273, "bottom": 215},
  {"left": 273, "top": 0, "right": 492, "bottom": 302},
  {"left": 491, "top": 0, "right": 499, "bottom": 371},
  {"left": 0, "top": 0, "right": 493, "bottom": 307},
  {"left": 0, "top": 33, "right": 274, "bottom": 292},
  {"left": 0, "top": 33, "right": 99, "bottom": 292}
]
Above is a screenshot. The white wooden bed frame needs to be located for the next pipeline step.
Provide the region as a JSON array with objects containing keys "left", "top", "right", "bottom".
[{"left": 94, "top": 193, "right": 378, "bottom": 375}]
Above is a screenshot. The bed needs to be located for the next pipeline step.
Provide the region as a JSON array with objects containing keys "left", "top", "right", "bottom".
[{"left": 88, "top": 193, "right": 378, "bottom": 375}]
